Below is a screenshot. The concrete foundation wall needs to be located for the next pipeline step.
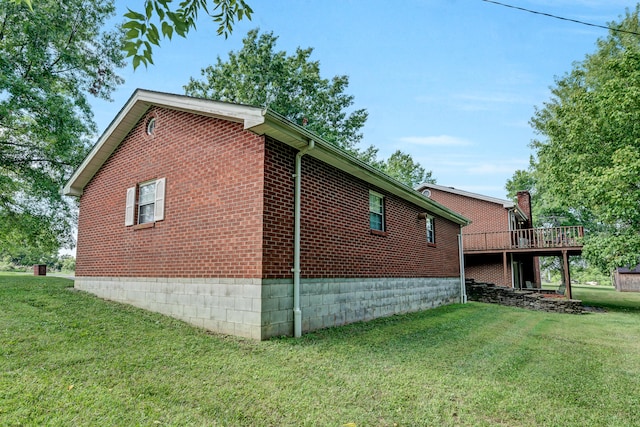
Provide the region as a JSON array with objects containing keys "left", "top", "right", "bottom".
[
  {"left": 76, "top": 276, "right": 461, "bottom": 340},
  {"left": 75, "top": 277, "right": 263, "bottom": 340},
  {"left": 300, "top": 277, "right": 460, "bottom": 333}
]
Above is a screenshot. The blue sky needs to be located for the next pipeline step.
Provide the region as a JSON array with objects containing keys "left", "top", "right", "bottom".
[{"left": 94, "top": 0, "right": 636, "bottom": 199}]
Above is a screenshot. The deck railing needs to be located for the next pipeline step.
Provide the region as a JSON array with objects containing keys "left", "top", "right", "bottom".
[{"left": 464, "top": 226, "right": 584, "bottom": 252}]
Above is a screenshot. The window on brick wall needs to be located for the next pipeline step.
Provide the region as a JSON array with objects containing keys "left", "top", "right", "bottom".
[
  {"left": 125, "top": 178, "right": 165, "bottom": 226},
  {"left": 426, "top": 215, "right": 436, "bottom": 244},
  {"left": 369, "top": 191, "right": 385, "bottom": 231}
]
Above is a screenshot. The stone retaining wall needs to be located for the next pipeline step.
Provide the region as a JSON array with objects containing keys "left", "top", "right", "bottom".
[{"left": 466, "top": 280, "right": 583, "bottom": 314}]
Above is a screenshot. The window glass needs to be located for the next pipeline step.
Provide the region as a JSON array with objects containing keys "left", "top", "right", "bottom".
[
  {"left": 138, "top": 182, "right": 156, "bottom": 224},
  {"left": 146, "top": 117, "right": 156, "bottom": 135},
  {"left": 369, "top": 192, "right": 384, "bottom": 231},
  {"left": 139, "top": 182, "right": 156, "bottom": 204},
  {"left": 427, "top": 216, "right": 435, "bottom": 244},
  {"left": 139, "top": 203, "right": 155, "bottom": 224}
]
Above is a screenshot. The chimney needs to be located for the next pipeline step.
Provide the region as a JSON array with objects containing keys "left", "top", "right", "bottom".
[{"left": 516, "top": 191, "right": 532, "bottom": 228}]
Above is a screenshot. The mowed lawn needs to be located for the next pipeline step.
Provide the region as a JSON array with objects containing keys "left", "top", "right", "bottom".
[{"left": 1, "top": 275, "right": 639, "bottom": 426}]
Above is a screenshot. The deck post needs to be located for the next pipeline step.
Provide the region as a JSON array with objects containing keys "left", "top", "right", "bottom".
[
  {"left": 503, "top": 251, "right": 509, "bottom": 287},
  {"left": 562, "top": 250, "right": 572, "bottom": 299}
]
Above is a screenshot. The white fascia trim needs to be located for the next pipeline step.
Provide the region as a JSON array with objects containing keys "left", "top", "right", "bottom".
[
  {"left": 139, "top": 90, "right": 265, "bottom": 129},
  {"left": 63, "top": 89, "right": 265, "bottom": 196},
  {"left": 63, "top": 89, "right": 469, "bottom": 226},
  {"left": 256, "top": 111, "right": 470, "bottom": 226},
  {"left": 512, "top": 206, "right": 528, "bottom": 222}
]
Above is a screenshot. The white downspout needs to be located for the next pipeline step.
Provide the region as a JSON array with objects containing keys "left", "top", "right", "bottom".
[
  {"left": 293, "top": 140, "right": 315, "bottom": 338},
  {"left": 458, "top": 227, "right": 467, "bottom": 303}
]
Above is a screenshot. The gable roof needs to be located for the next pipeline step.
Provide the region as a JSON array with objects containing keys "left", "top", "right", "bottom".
[
  {"left": 415, "top": 183, "right": 527, "bottom": 221},
  {"left": 64, "top": 89, "right": 470, "bottom": 226}
]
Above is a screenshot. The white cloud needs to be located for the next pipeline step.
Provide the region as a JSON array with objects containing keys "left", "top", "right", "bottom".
[
  {"left": 452, "top": 92, "right": 534, "bottom": 112},
  {"left": 398, "top": 135, "right": 472, "bottom": 146},
  {"left": 415, "top": 91, "right": 532, "bottom": 112},
  {"left": 467, "top": 159, "right": 529, "bottom": 175},
  {"left": 455, "top": 93, "right": 523, "bottom": 104}
]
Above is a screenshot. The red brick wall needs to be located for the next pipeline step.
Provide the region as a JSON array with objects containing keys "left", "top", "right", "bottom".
[
  {"left": 465, "top": 254, "right": 512, "bottom": 287},
  {"left": 517, "top": 191, "right": 532, "bottom": 228},
  {"left": 427, "top": 188, "right": 509, "bottom": 234},
  {"left": 261, "top": 137, "right": 296, "bottom": 278},
  {"left": 77, "top": 110, "right": 462, "bottom": 280},
  {"left": 426, "top": 189, "right": 515, "bottom": 287},
  {"left": 76, "top": 107, "right": 265, "bottom": 278},
  {"left": 262, "top": 138, "right": 462, "bottom": 279}
]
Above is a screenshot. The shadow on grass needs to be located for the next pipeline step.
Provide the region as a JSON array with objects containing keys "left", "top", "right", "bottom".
[
  {"left": 274, "top": 302, "right": 523, "bottom": 361},
  {"left": 573, "top": 285, "right": 640, "bottom": 313}
]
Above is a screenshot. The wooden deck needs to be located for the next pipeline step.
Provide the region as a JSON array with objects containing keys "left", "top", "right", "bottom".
[{"left": 464, "top": 226, "right": 584, "bottom": 253}]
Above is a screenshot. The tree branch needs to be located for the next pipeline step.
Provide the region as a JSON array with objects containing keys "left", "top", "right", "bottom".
[
  {"left": 0, "top": 12, "right": 8, "bottom": 42},
  {"left": 0, "top": 140, "right": 40, "bottom": 150},
  {"left": 49, "top": 11, "right": 81, "bottom": 70},
  {"left": 2, "top": 157, "right": 73, "bottom": 167}
]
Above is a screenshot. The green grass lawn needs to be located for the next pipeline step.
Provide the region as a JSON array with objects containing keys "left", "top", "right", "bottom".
[
  {"left": 573, "top": 284, "right": 640, "bottom": 313},
  {"left": 2, "top": 274, "right": 640, "bottom": 426}
]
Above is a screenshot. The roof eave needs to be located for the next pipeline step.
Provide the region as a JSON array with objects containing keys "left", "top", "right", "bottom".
[
  {"left": 64, "top": 90, "right": 470, "bottom": 226},
  {"left": 63, "top": 89, "right": 266, "bottom": 197},
  {"left": 416, "top": 182, "right": 515, "bottom": 208},
  {"left": 513, "top": 206, "right": 529, "bottom": 222},
  {"left": 253, "top": 111, "right": 470, "bottom": 226}
]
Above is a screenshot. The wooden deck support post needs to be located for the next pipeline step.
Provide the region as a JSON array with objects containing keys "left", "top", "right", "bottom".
[
  {"left": 503, "top": 251, "right": 509, "bottom": 287},
  {"left": 562, "top": 249, "right": 572, "bottom": 299}
]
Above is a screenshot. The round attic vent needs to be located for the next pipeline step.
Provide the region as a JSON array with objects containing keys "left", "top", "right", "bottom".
[
  {"left": 422, "top": 189, "right": 431, "bottom": 197},
  {"left": 146, "top": 117, "right": 156, "bottom": 135}
]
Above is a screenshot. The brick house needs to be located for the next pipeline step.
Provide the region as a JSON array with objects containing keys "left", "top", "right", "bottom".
[
  {"left": 64, "top": 89, "right": 470, "bottom": 340},
  {"left": 415, "top": 183, "right": 583, "bottom": 298}
]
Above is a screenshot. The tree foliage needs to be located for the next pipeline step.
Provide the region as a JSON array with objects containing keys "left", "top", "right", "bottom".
[
  {"left": 382, "top": 150, "right": 435, "bottom": 187},
  {"left": 12, "top": 0, "right": 253, "bottom": 69},
  {"left": 185, "top": 29, "right": 433, "bottom": 187},
  {"left": 123, "top": 0, "right": 253, "bottom": 68},
  {"left": 185, "top": 29, "right": 368, "bottom": 152},
  {"left": 506, "top": 166, "right": 584, "bottom": 227},
  {"left": 523, "top": 6, "right": 640, "bottom": 272},
  {"left": 0, "top": 0, "right": 125, "bottom": 254},
  {"left": 505, "top": 168, "right": 535, "bottom": 201}
]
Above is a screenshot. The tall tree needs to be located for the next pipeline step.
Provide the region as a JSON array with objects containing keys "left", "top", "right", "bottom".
[
  {"left": 384, "top": 150, "right": 435, "bottom": 187},
  {"left": 185, "top": 29, "right": 434, "bottom": 187},
  {"left": 0, "top": 0, "right": 125, "bottom": 256},
  {"left": 185, "top": 29, "right": 368, "bottom": 152},
  {"left": 526, "top": 6, "right": 640, "bottom": 273}
]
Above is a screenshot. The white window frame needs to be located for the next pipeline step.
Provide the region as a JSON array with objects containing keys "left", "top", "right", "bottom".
[
  {"left": 369, "top": 191, "right": 385, "bottom": 232},
  {"left": 137, "top": 180, "right": 157, "bottom": 224},
  {"left": 125, "top": 177, "right": 166, "bottom": 226},
  {"left": 426, "top": 215, "right": 435, "bottom": 244}
]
